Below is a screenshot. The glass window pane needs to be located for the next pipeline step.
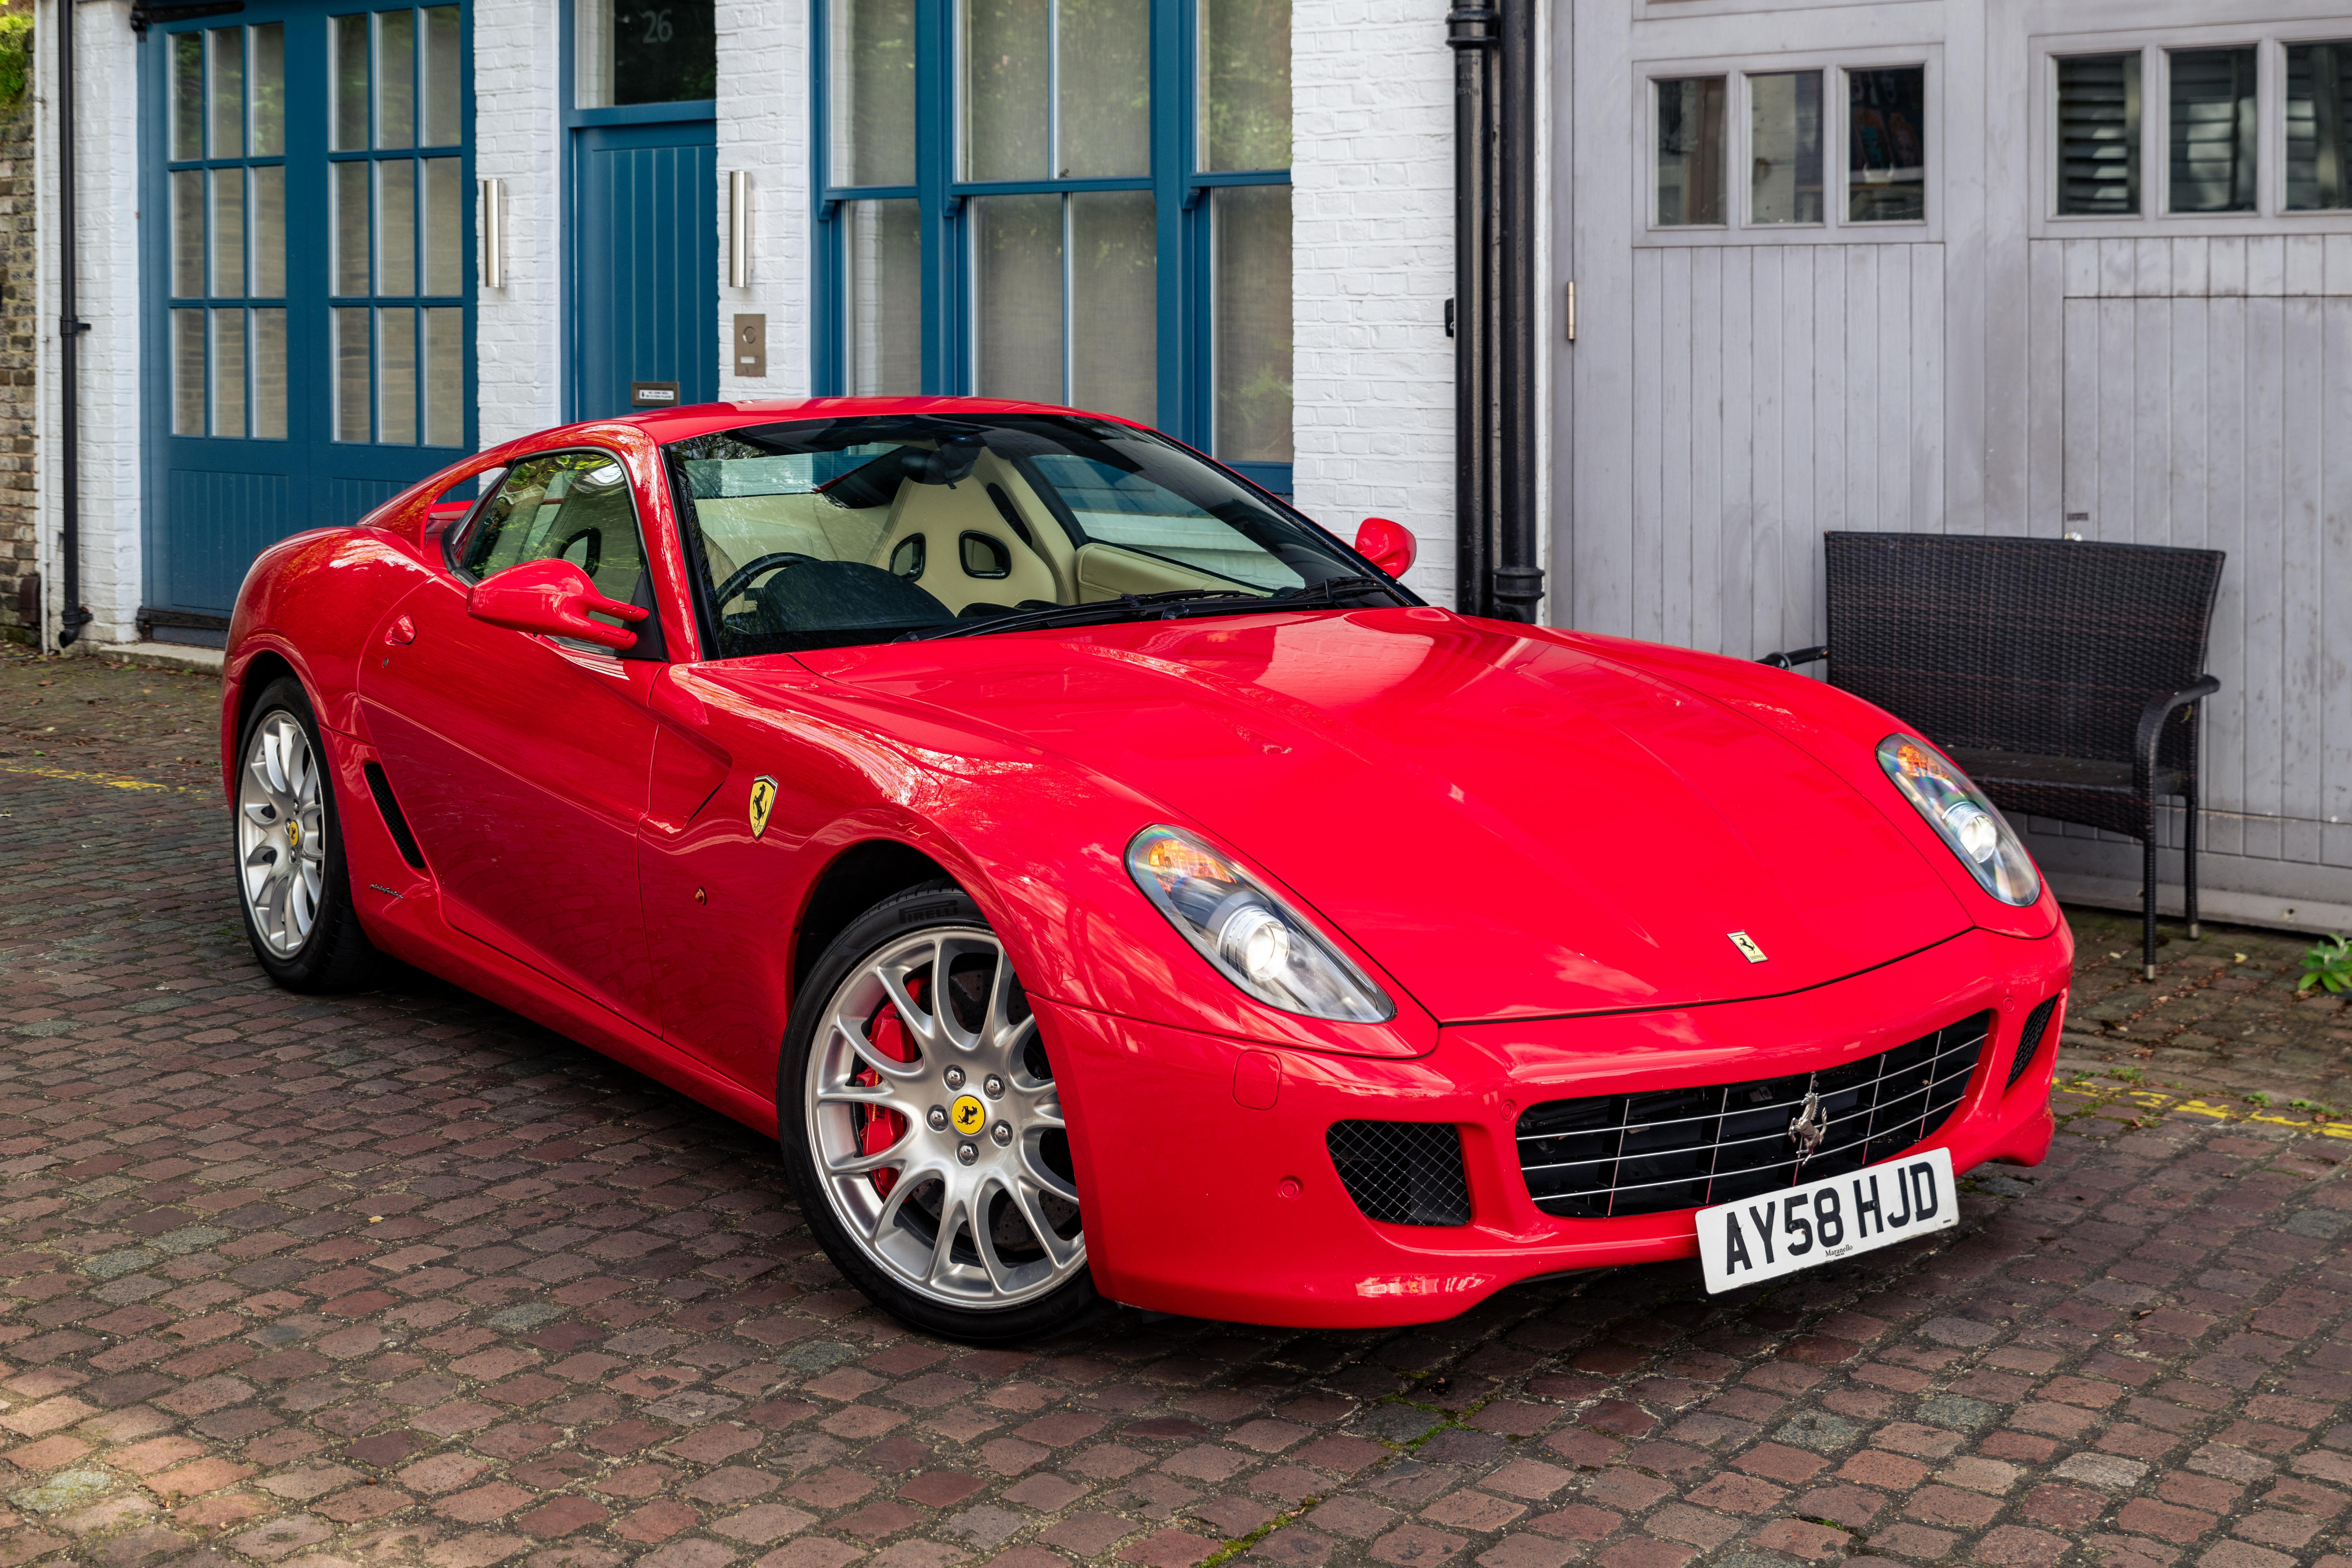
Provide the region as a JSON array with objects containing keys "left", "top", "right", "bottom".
[
  {"left": 254, "top": 308, "right": 288, "bottom": 439},
  {"left": 833, "top": 0, "right": 917, "bottom": 187},
  {"left": 379, "top": 307, "right": 418, "bottom": 443},
  {"left": 1199, "top": 0, "right": 1289, "bottom": 172},
  {"left": 172, "top": 309, "right": 206, "bottom": 435},
  {"left": 209, "top": 169, "right": 244, "bottom": 297},
  {"left": 378, "top": 160, "right": 417, "bottom": 296},
  {"left": 2057, "top": 53, "right": 2140, "bottom": 216},
  {"left": 335, "top": 307, "right": 372, "bottom": 441},
  {"left": 422, "top": 157, "right": 463, "bottom": 295},
  {"left": 171, "top": 170, "right": 204, "bottom": 298},
  {"left": 171, "top": 33, "right": 204, "bottom": 160},
  {"left": 1070, "top": 190, "right": 1155, "bottom": 422},
  {"left": 334, "top": 162, "right": 371, "bottom": 295},
  {"left": 597, "top": 0, "right": 716, "bottom": 106},
  {"left": 2169, "top": 47, "right": 2256, "bottom": 213},
  {"left": 250, "top": 166, "right": 286, "bottom": 296},
  {"left": 1060, "top": 0, "right": 1149, "bottom": 178},
  {"left": 578, "top": 0, "right": 613, "bottom": 107},
  {"left": 963, "top": 0, "right": 1049, "bottom": 181},
  {"left": 1212, "top": 183, "right": 1291, "bottom": 464},
  {"left": 1656, "top": 77, "right": 1727, "bottom": 226},
  {"left": 972, "top": 192, "right": 1064, "bottom": 404},
  {"left": 249, "top": 23, "right": 285, "bottom": 156},
  {"left": 1749, "top": 71, "right": 1822, "bottom": 224},
  {"left": 2289, "top": 42, "right": 2352, "bottom": 211},
  {"left": 331, "top": 14, "right": 370, "bottom": 152},
  {"left": 843, "top": 199, "right": 922, "bottom": 394},
  {"left": 207, "top": 28, "right": 243, "bottom": 158},
  {"left": 1848, "top": 66, "right": 1926, "bottom": 222},
  {"left": 211, "top": 309, "right": 247, "bottom": 438},
  {"left": 376, "top": 9, "right": 416, "bottom": 149},
  {"left": 424, "top": 308, "right": 464, "bottom": 446},
  {"left": 422, "top": 6, "right": 462, "bottom": 144}
]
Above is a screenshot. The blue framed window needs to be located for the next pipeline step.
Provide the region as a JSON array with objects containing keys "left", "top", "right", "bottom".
[
  {"left": 146, "top": 4, "right": 475, "bottom": 620},
  {"left": 811, "top": 0, "right": 1293, "bottom": 493}
]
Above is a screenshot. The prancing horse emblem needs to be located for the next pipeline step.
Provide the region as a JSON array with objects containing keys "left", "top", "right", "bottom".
[
  {"left": 1788, "top": 1090, "right": 1827, "bottom": 1174},
  {"left": 748, "top": 776, "right": 778, "bottom": 839},
  {"left": 1728, "top": 930, "right": 1768, "bottom": 963}
]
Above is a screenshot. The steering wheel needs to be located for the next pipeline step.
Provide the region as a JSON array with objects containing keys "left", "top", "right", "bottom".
[{"left": 715, "top": 552, "right": 819, "bottom": 609}]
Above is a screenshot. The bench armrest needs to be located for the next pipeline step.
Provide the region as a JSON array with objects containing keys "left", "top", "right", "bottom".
[
  {"left": 1758, "top": 645, "right": 1829, "bottom": 670},
  {"left": 2135, "top": 675, "right": 2220, "bottom": 799}
]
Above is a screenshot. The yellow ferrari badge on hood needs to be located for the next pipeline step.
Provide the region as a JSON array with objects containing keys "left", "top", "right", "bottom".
[{"left": 748, "top": 776, "right": 778, "bottom": 839}]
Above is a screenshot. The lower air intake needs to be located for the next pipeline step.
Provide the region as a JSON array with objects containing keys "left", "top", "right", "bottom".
[
  {"left": 1327, "top": 1121, "right": 1472, "bottom": 1227},
  {"left": 2008, "top": 994, "right": 2062, "bottom": 1088},
  {"left": 1516, "top": 1011, "right": 1992, "bottom": 1219}
]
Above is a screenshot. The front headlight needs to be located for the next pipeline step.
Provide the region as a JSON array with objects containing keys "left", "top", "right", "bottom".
[
  {"left": 1877, "top": 735, "right": 2041, "bottom": 906},
  {"left": 1125, "top": 826, "right": 1396, "bottom": 1023}
]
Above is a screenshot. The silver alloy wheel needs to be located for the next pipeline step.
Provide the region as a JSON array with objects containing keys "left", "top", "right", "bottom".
[
  {"left": 806, "top": 926, "right": 1084, "bottom": 1309},
  {"left": 237, "top": 710, "right": 327, "bottom": 958}
]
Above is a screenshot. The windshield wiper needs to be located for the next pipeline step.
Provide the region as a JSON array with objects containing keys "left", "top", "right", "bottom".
[
  {"left": 893, "top": 576, "right": 1395, "bottom": 643},
  {"left": 893, "top": 589, "right": 1241, "bottom": 642}
]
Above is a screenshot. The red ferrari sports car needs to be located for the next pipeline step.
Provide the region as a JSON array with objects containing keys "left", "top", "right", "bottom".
[{"left": 222, "top": 397, "right": 2069, "bottom": 1342}]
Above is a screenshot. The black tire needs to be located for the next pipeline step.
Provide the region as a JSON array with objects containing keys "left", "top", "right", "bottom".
[
  {"left": 232, "top": 677, "right": 381, "bottom": 993},
  {"left": 778, "top": 881, "right": 1102, "bottom": 1345}
]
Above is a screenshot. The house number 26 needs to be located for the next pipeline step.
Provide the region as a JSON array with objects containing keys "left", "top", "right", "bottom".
[{"left": 638, "top": 7, "right": 674, "bottom": 43}]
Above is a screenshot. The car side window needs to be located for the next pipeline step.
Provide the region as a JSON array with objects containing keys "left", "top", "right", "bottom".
[{"left": 457, "top": 451, "right": 659, "bottom": 651}]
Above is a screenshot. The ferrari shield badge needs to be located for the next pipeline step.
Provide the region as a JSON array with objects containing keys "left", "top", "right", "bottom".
[
  {"left": 1727, "top": 930, "right": 1768, "bottom": 963},
  {"left": 748, "top": 776, "right": 778, "bottom": 840}
]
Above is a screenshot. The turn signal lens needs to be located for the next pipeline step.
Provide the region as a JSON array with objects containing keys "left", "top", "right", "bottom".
[
  {"left": 1878, "top": 734, "right": 2041, "bottom": 906},
  {"left": 1125, "top": 825, "right": 1396, "bottom": 1023}
]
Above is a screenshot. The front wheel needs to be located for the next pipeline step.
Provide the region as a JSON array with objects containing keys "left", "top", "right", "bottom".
[
  {"left": 232, "top": 678, "right": 380, "bottom": 992},
  {"left": 778, "top": 883, "right": 1098, "bottom": 1343}
]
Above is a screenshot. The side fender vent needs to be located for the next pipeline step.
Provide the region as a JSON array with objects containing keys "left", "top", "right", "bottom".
[{"left": 362, "top": 762, "right": 429, "bottom": 871}]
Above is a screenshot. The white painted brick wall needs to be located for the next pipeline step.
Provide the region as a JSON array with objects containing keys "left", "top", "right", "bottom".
[
  {"left": 474, "top": 0, "right": 564, "bottom": 447},
  {"left": 33, "top": 0, "right": 144, "bottom": 646},
  {"left": 1291, "top": 0, "right": 1456, "bottom": 606},
  {"left": 716, "top": 0, "right": 813, "bottom": 400}
]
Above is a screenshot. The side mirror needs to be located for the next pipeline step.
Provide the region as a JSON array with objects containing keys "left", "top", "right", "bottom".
[
  {"left": 466, "top": 558, "right": 649, "bottom": 652},
  {"left": 1354, "top": 517, "right": 1417, "bottom": 579}
]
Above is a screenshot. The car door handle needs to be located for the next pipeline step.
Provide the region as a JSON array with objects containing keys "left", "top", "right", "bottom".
[{"left": 383, "top": 615, "right": 417, "bottom": 646}]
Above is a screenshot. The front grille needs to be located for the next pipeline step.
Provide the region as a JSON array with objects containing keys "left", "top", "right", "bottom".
[
  {"left": 1516, "top": 1011, "right": 1992, "bottom": 1219},
  {"left": 1327, "top": 1121, "right": 1472, "bottom": 1226},
  {"left": 2008, "top": 994, "right": 2061, "bottom": 1088}
]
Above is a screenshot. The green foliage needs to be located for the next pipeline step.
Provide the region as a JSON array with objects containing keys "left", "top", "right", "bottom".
[
  {"left": 2300, "top": 933, "right": 2352, "bottom": 994},
  {"left": 0, "top": 14, "right": 31, "bottom": 110}
]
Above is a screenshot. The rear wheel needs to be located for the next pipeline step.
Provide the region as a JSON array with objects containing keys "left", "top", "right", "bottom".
[
  {"left": 233, "top": 678, "right": 379, "bottom": 992},
  {"left": 779, "top": 883, "right": 1097, "bottom": 1343}
]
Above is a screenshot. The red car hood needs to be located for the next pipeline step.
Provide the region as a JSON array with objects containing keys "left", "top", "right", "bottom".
[{"left": 798, "top": 608, "right": 1972, "bottom": 1023}]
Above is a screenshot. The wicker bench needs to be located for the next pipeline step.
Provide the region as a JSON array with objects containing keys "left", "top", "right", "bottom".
[{"left": 1762, "top": 532, "right": 2225, "bottom": 980}]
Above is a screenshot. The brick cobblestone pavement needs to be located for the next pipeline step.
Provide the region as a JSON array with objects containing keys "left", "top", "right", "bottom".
[{"left": 6, "top": 648, "right": 2352, "bottom": 1568}]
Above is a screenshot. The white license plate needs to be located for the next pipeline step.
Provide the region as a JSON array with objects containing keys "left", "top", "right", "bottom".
[{"left": 1697, "top": 1147, "right": 1958, "bottom": 1293}]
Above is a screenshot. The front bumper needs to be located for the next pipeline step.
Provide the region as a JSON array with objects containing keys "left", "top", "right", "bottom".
[{"left": 1043, "top": 926, "right": 2069, "bottom": 1328}]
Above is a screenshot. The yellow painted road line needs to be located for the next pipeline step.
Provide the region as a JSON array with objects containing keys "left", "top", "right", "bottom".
[
  {"left": 2057, "top": 1083, "right": 2352, "bottom": 1139},
  {"left": 0, "top": 761, "right": 201, "bottom": 795}
]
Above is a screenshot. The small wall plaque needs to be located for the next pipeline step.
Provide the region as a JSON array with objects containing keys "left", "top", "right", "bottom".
[
  {"left": 733, "top": 314, "right": 767, "bottom": 379},
  {"left": 630, "top": 381, "right": 681, "bottom": 409}
]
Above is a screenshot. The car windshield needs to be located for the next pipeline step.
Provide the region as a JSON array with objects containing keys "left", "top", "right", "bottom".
[{"left": 662, "top": 413, "right": 1411, "bottom": 656}]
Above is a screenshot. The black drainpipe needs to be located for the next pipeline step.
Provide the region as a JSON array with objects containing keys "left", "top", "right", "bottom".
[
  {"left": 1445, "top": 0, "right": 1495, "bottom": 619},
  {"left": 56, "top": 0, "right": 92, "bottom": 648},
  {"left": 1446, "top": 0, "right": 1540, "bottom": 624},
  {"left": 1492, "top": 0, "right": 1541, "bottom": 623}
]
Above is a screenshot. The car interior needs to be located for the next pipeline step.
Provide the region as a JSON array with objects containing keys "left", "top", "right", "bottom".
[{"left": 676, "top": 431, "right": 1313, "bottom": 647}]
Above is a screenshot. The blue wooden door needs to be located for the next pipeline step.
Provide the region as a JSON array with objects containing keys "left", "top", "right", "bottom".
[
  {"left": 571, "top": 121, "right": 718, "bottom": 418},
  {"left": 146, "top": 3, "right": 474, "bottom": 626}
]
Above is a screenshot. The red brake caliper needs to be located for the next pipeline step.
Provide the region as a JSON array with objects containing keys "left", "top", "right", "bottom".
[{"left": 853, "top": 978, "right": 922, "bottom": 1197}]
